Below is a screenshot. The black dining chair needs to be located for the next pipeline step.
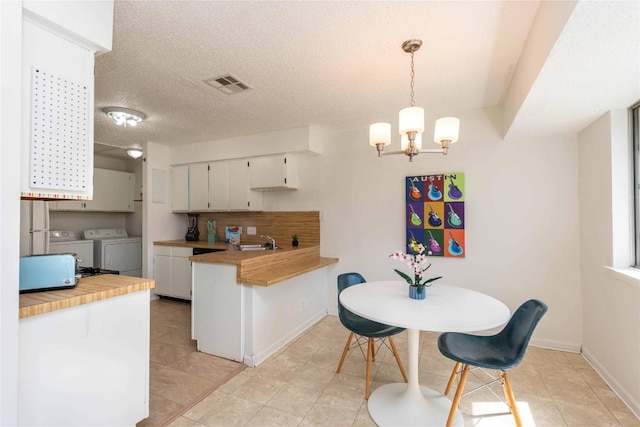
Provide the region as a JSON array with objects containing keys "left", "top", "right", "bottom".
[
  {"left": 335, "top": 272, "right": 408, "bottom": 399},
  {"left": 438, "top": 299, "right": 548, "bottom": 427}
]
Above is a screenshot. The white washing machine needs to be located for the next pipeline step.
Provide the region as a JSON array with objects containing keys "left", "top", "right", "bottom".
[
  {"left": 84, "top": 229, "right": 142, "bottom": 277},
  {"left": 49, "top": 231, "right": 94, "bottom": 268}
]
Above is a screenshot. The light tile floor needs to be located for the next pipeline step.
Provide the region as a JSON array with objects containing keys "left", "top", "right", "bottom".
[
  {"left": 138, "top": 298, "right": 245, "bottom": 427},
  {"left": 150, "top": 299, "right": 640, "bottom": 427}
]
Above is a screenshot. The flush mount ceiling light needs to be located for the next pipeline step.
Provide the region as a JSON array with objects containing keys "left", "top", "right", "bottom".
[
  {"left": 103, "top": 107, "right": 146, "bottom": 127},
  {"left": 125, "top": 147, "right": 143, "bottom": 159},
  {"left": 369, "top": 39, "right": 460, "bottom": 162}
]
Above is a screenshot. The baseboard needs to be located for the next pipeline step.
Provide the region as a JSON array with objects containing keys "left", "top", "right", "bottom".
[
  {"left": 530, "top": 337, "right": 581, "bottom": 353},
  {"left": 582, "top": 346, "right": 640, "bottom": 420},
  {"left": 243, "top": 309, "right": 327, "bottom": 367}
]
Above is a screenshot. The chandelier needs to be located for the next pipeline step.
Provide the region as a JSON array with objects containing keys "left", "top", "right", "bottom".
[
  {"left": 103, "top": 107, "right": 146, "bottom": 127},
  {"left": 369, "top": 39, "right": 460, "bottom": 162}
]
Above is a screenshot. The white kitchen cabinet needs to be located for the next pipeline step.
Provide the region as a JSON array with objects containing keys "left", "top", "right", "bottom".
[
  {"left": 84, "top": 168, "right": 110, "bottom": 211},
  {"left": 109, "top": 170, "right": 135, "bottom": 211},
  {"left": 20, "top": 3, "right": 113, "bottom": 200},
  {"left": 172, "top": 251, "right": 193, "bottom": 300},
  {"left": 188, "top": 163, "right": 209, "bottom": 211},
  {"left": 229, "top": 159, "right": 263, "bottom": 211},
  {"left": 153, "top": 246, "right": 192, "bottom": 300},
  {"left": 209, "top": 161, "right": 229, "bottom": 210},
  {"left": 192, "top": 261, "right": 328, "bottom": 366},
  {"left": 51, "top": 169, "right": 134, "bottom": 212},
  {"left": 153, "top": 250, "right": 172, "bottom": 297},
  {"left": 172, "top": 160, "right": 261, "bottom": 212},
  {"left": 250, "top": 154, "right": 299, "bottom": 190},
  {"left": 19, "top": 288, "right": 149, "bottom": 427},
  {"left": 172, "top": 165, "right": 189, "bottom": 212}
]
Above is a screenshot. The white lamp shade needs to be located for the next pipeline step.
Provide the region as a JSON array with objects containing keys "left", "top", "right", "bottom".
[
  {"left": 434, "top": 117, "right": 460, "bottom": 144},
  {"left": 369, "top": 122, "right": 391, "bottom": 146},
  {"left": 126, "top": 148, "right": 143, "bottom": 159},
  {"left": 401, "top": 132, "right": 422, "bottom": 151},
  {"left": 399, "top": 107, "right": 424, "bottom": 134}
]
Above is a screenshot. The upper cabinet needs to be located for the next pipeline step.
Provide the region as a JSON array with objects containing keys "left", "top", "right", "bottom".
[
  {"left": 250, "top": 154, "right": 299, "bottom": 191},
  {"left": 109, "top": 170, "right": 136, "bottom": 212},
  {"left": 228, "top": 159, "right": 263, "bottom": 211},
  {"left": 51, "top": 168, "right": 134, "bottom": 212},
  {"left": 188, "top": 163, "right": 209, "bottom": 211},
  {"left": 209, "top": 161, "right": 229, "bottom": 210},
  {"left": 171, "top": 165, "right": 189, "bottom": 212},
  {"left": 171, "top": 160, "right": 262, "bottom": 212},
  {"left": 20, "top": 2, "right": 114, "bottom": 200}
]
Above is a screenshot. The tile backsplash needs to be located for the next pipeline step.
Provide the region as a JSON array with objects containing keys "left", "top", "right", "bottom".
[{"left": 194, "top": 211, "right": 320, "bottom": 246}]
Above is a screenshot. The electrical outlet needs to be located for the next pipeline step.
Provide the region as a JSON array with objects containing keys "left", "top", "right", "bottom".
[{"left": 247, "top": 226, "right": 256, "bottom": 235}]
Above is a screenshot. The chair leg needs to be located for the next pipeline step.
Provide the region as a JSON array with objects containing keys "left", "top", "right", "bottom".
[
  {"left": 500, "top": 371, "right": 522, "bottom": 427},
  {"left": 388, "top": 336, "right": 408, "bottom": 383},
  {"left": 446, "top": 364, "right": 469, "bottom": 427},
  {"left": 336, "top": 332, "right": 354, "bottom": 374},
  {"left": 365, "top": 338, "right": 374, "bottom": 400},
  {"left": 444, "top": 362, "right": 462, "bottom": 396}
]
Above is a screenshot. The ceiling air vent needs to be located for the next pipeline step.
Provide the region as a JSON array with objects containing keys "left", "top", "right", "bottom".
[{"left": 203, "top": 74, "right": 253, "bottom": 95}]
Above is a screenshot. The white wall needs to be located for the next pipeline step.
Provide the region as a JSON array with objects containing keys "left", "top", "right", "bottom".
[
  {"left": 0, "top": 1, "right": 22, "bottom": 422},
  {"left": 166, "top": 107, "right": 583, "bottom": 351},
  {"left": 143, "top": 142, "right": 185, "bottom": 280},
  {"left": 183, "top": 107, "right": 582, "bottom": 351},
  {"left": 578, "top": 111, "right": 640, "bottom": 417}
]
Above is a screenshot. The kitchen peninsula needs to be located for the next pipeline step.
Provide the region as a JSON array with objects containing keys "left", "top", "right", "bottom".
[
  {"left": 19, "top": 275, "right": 154, "bottom": 426},
  {"left": 155, "top": 239, "right": 338, "bottom": 366}
]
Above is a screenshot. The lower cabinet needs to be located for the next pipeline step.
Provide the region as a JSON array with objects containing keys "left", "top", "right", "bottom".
[
  {"left": 18, "top": 290, "right": 150, "bottom": 426},
  {"left": 153, "top": 246, "right": 192, "bottom": 300}
]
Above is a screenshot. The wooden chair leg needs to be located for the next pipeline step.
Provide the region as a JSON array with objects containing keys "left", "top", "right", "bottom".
[
  {"left": 500, "top": 371, "right": 522, "bottom": 427},
  {"left": 444, "top": 362, "right": 462, "bottom": 396},
  {"left": 365, "top": 338, "right": 374, "bottom": 400},
  {"left": 336, "top": 332, "right": 354, "bottom": 373},
  {"left": 446, "top": 364, "right": 469, "bottom": 427},
  {"left": 388, "top": 336, "right": 408, "bottom": 383}
]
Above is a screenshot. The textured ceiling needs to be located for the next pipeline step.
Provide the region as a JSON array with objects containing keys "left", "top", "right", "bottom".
[
  {"left": 94, "top": 1, "right": 640, "bottom": 151},
  {"left": 94, "top": 0, "right": 540, "bottom": 149}
]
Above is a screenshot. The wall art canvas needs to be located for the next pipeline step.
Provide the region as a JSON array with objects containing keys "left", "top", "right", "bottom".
[{"left": 406, "top": 173, "right": 465, "bottom": 257}]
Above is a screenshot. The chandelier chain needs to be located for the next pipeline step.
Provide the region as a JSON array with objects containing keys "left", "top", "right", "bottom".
[{"left": 409, "top": 51, "right": 415, "bottom": 107}]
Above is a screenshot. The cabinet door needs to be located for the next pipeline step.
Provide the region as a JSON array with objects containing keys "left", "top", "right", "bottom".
[
  {"left": 172, "top": 166, "right": 189, "bottom": 212},
  {"left": 109, "top": 171, "right": 134, "bottom": 212},
  {"left": 188, "top": 163, "right": 209, "bottom": 211},
  {"left": 250, "top": 155, "right": 283, "bottom": 189},
  {"left": 228, "top": 159, "right": 251, "bottom": 210},
  {"left": 209, "top": 161, "right": 229, "bottom": 210},
  {"left": 84, "top": 168, "right": 110, "bottom": 211},
  {"left": 52, "top": 200, "right": 86, "bottom": 211},
  {"left": 153, "top": 255, "right": 172, "bottom": 296},
  {"left": 171, "top": 256, "right": 192, "bottom": 300}
]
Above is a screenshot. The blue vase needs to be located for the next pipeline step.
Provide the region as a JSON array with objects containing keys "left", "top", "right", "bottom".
[{"left": 409, "top": 285, "right": 426, "bottom": 300}]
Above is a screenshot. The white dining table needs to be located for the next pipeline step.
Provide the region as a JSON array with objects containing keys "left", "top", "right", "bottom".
[{"left": 339, "top": 281, "right": 510, "bottom": 427}]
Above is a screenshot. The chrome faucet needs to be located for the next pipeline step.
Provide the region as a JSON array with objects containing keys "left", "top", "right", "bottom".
[{"left": 261, "top": 235, "right": 276, "bottom": 249}]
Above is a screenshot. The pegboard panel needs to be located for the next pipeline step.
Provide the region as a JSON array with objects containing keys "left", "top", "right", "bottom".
[{"left": 30, "top": 67, "right": 89, "bottom": 191}]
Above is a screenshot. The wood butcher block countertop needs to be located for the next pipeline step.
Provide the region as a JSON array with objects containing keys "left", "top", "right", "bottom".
[
  {"left": 154, "top": 240, "right": 339, "bottom": 286},
  {"left": 19, "top": 275, "right": 155, "bottom": 319}
]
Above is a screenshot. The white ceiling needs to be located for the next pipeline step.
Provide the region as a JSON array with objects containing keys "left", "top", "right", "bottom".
[{"left": 93, "top": 0, "right": 640, "bottom": 151}]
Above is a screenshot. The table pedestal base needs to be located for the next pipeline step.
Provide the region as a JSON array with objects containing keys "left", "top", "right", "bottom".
[{"left": 368, "top": 383, "right": 464, "bottom": 427}]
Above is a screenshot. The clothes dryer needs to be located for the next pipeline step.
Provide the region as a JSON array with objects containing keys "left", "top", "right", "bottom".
[{"left": 84, "top": 229, "right": 142, "bottom": 277}]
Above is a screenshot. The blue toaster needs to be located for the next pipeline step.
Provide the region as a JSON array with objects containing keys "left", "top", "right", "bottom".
[{"left": 19, "top": 253, "right": 78, "bottom": 293}]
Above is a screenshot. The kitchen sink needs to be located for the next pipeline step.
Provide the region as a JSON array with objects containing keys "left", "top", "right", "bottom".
[{"left": 237, "top": 244, "right": 280, "bottom": 251}]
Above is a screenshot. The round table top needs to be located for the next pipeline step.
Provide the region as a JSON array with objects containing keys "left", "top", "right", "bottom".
[{"left": 339, "top": 281, "right": 510, "bottom": 332}]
